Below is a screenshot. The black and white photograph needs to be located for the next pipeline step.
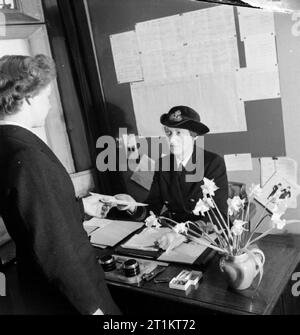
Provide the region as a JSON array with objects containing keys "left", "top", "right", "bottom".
[{"left": 1, "top": 0, "right": 300, "bottom": 322}]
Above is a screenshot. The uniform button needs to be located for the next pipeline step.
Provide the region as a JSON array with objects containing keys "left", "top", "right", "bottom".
[{"left": 190, "top": 198, "right": 195, "bottom": 203}]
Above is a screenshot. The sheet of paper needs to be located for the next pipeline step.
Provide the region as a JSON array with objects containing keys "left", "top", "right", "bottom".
[
  {"left": 182, "top": 6, "right": 236, "bottom": 44},
  {"left": 236, "top": 67, "right": 280, "bottom": 101},
  {"left": 224, "top": 153, "right": 253, "bottom": 172},
  {"left": 244, "top": 34, "right": 278, "bottom": 69},
  {"left": 158, "top": 240, "right": 207, "bottom": 264},
  {"left": 185, "top": 37, "right": 239, "bottom": 75},
  {"left": 131, "top": 74, "right": 247, "bottom": 137},
  {"left": 136, "top": 14, "right": 183, "bottom": 52},
  {"left": 110, "top": 31, "right": 143, "bottom": 83},
  {"left": 255, "top": 171, "right": 300, "bottom": 210},
  {"left": 237, "top": 7, "right": 275, "bottom": 41},
  {"left": 122, "top": 227, "right": 172, "bottom": 250},
  {"left": 260, "top": 157, "right": 298, "bottom": 186},
  {"left": 136, "top": 8, "right": 237, "bottom": 82},
  {"left": 131, "top": 154, "right": 155, "bottom": 191},
  {"left": 197, "top": 72, "right": 247, "bottom": 134},
  {"left": 83, "top": 217, "right": 113, "bottom": 228},
  {"left": 90, "top": 220, "right": 144, "bottom": 247},
  {"left": 83, "top": 226, "right": 98, "bottom": 236}
]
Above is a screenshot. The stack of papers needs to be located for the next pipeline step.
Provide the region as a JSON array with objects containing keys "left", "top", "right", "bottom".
[
  {"left": 158, "top": 240, "right": 209, "bottom": 264},
  {"left": 121, "top": 227, "right": 172, "bottom": 251},
  {"left": 89, "top": 219, "right": 144, "bottom": 247},
  {"left": 158, "top": 234, "right": 217, "bottom": 264}
]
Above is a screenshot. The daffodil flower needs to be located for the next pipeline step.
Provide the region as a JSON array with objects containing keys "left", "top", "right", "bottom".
[
  {"left": 249, "top": 184, "right": 262, "bottom": 198},
  {"left": 201, "top": 178, "right": 219, "bottom": 197},
  {"left": 271, "top": 212, "right": 286, "bottom": 230},
  {"left": 173, "top": 222, "right": 188, "bottom": 234},
  {"left": 145, "top": 212, "right": 161, "bottom": 229},
  {"left": 231, "top": 219, "right": 248, "bottom": 236},
  {"left": 193, "top": 199, "right": 210, "bottom": 216},
  {"left": 227, "top": 196, "right": 245, "bottom": 216}
]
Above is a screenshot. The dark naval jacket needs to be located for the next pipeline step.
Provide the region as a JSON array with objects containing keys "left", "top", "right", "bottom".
[
  {"left": 144, "top": 146, "right": 228, "bottom": 223},
  {"left": 0, "top": 125, "right": 120, "bottom": 315}
]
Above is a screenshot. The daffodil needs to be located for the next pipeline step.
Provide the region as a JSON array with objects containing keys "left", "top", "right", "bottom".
[
  {"left": 231, "top": 220, "right": 248, "bottom": 236},
  {"left": 227, "top": 196, "right": 245, "bottom": 215},
  {"left": 249, "top": 184, "right": 262, "bottom": 198},
  {"left": 145, "top": 212, "right": 161, "bottom": 229},
  {"left": 173, "top": 222, "right": 188, "bottom": 234},
  {"left": 201, "top": 178, "right": 219, "bottom": 197},
  {"left": 193, "top": 199, "right": 210, "bottom": 216},
  {"left": 271, "top": 212, "right": 286, "bottom": 230}
]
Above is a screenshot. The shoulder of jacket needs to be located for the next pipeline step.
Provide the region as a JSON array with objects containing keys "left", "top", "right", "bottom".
[{"left": 204, "top": 149, "right": 223, "bottom": 162}]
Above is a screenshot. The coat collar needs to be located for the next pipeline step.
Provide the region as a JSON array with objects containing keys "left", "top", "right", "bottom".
[{"left": 0, "top": 125, "right": 61, "bottom": 166}]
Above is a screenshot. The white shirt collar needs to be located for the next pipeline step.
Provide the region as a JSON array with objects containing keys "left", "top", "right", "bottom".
[
  {"left": 174, "top": 147, "right": 194, "bottom": 168},
  {"left": 0, "top": 120, "right": 34, "bottom": 134}
]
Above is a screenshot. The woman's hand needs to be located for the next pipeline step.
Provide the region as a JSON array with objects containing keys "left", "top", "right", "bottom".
[
  {"left": 82, "top": 194, "right": 113, "bottom": 218},
  {"left": 114, "top": 194, "right": 137, "bottom": 214},
  {"left": 156, "top": 232, "right": 186, "bottom": 252}
]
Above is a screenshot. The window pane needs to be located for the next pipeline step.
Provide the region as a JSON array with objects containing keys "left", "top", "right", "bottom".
[
  {"left": 0, "top": 25, "right": 75, "bottom": 173},
  {"left": 0, "top": 0, "right": 44, "bottom": 23},
  {"left": 0, "top": 0, "right": 16, "bottom": 10}
]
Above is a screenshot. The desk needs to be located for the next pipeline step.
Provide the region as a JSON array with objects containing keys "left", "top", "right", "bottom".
[
  {"left": 102, "top": 234, "right": 300, "bottom": 315},
  {"left": 1, "top": 234, "right": 300, "bottom": 315}
]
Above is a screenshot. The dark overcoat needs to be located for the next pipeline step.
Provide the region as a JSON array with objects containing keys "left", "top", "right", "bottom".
[{"left": 0, "top": 125, "right": 120, "bottom": 315}]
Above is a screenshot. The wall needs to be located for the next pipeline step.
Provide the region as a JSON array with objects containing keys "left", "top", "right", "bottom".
[{"left": 86, "top": 0, "right": 300, "bottom": 231}]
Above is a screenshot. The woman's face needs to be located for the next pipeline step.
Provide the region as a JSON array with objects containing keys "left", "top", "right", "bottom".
[
  {"left": 29, "top": 85, "right": 52, "bottom": 127},
  {"left": 164, "top": 126, "right": 194, "bottom": 156}
]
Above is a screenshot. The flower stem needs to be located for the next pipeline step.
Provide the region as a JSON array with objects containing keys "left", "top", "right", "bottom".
[{"left": 211, "top": 197, "right": 233, "bottom": 241}]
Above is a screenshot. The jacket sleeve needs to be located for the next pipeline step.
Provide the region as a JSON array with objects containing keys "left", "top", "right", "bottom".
[
  {"left": 9, "top": 149, "right": 120, "bottom": 315},
  {"left": 205, "top": 154, "right": 228, "bottom": 218}
]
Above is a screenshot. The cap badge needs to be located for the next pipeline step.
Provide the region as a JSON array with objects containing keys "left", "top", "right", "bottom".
[{"left": 169, "top": 110, "right": 183, "bottom": 122}]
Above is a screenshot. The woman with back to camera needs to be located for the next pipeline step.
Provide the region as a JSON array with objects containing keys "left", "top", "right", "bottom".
[{"left": 0, "top": 54, "right": 120, "bottom": 315}]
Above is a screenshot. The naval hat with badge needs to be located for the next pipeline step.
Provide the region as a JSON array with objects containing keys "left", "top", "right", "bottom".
[{"left": 160, "top": 105, "right": 210, "bottom": 136}]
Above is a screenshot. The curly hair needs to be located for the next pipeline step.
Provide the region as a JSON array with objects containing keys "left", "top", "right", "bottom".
[{"left": 0, "top": 54, "right": 56, "bottom": 118}]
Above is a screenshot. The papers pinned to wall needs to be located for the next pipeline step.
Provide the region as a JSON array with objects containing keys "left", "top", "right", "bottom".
[
  {"left": 131, "top": 74, "right": 247, "bottom": 137},
  {"left": 110, "top": 6, "right": 238, "bottom": 84},
  {"left": 244, "top": 34, "right": 278, "bottom": 69},
  {"left": 110, "top": 31, "right": 143, "bottom": 84},
  {"left": 255, "top": 171, "right": 300, "bottom": 210},
  {"left": 224, "top": 153, "right": 253, "bottom": 171},
  {"left": 182, "top": 5, "right": 236, "bottom": 44},
  {"left": 257, "top": 157, "right": 299, "bottom": 209},
  {"left": 260, "top": 157, "right": 298, "bottom": 186},
  {"left": 236, "top": 67, "right": 280, "bottom": 101},
  {"left": 237, "top": 7, "right": 275, "bottom": 41}
]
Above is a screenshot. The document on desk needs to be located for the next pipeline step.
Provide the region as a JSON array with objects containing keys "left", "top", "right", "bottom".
[
  {"left": 158, "top": 235, "right": 216, "bottom": 264},
  {"left": 90, "top": 220, "right": 144, "bottom": 247},
  {"left": 121, "top": 227, "right": 172, "bottom": 251}
]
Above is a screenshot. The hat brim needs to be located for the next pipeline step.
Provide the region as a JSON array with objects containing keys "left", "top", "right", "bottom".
[{"left": 160, "top": 114, "right": 210, "bottom": 136}]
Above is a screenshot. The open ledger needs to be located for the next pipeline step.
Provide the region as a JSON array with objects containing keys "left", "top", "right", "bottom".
[
  {"left": 122, "top": 227, "right": 216, "bottom": 264},
  {"left": 86, "top": 218, "right": 144, "bottom": 248}
]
